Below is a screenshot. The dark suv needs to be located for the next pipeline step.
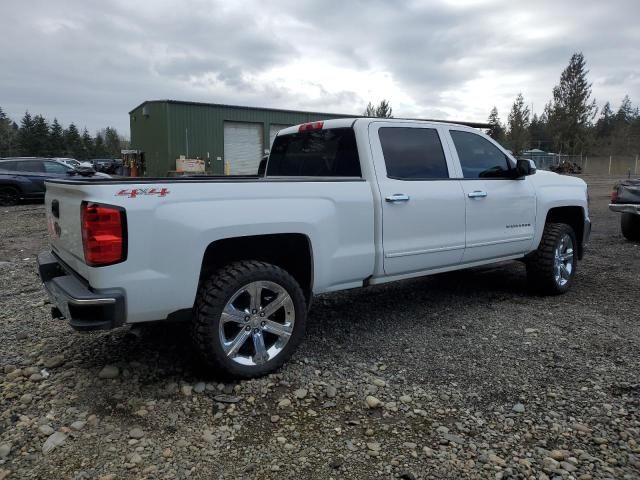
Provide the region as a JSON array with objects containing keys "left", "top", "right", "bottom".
[
  {"left": 92, "top": 158, "right": 120, "bottom": 174},
  {"left": 0, "top": 157, "right": 100, "bottom": 206}
]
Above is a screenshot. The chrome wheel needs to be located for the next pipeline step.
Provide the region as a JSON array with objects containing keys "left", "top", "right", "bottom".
[
  {"left": 553, "top": 233, "right": 574, "bottom": 287},
  {"left": 219, "top": 281, "right": 295, "bottom": 366}
]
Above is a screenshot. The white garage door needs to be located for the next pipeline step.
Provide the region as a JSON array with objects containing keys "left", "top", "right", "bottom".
[
  {"left": 224, "top": 122, "right": 264, "bottom": 175},
  {"left": 269, "top": 124, "right": 291, "bottom": 150}
]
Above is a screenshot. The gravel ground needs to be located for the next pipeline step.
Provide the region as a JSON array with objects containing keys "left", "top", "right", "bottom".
[{"left": 0, "top": 175, "right": 639, "bottom": 480}]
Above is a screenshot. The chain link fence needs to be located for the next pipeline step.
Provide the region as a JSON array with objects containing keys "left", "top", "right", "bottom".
[{"left": 522, "top": 152, "right": 640, "bottom": 176}]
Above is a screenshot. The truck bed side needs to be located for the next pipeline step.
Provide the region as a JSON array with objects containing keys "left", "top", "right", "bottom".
[{"left": 44, "top": 177, "right": 375, "bottom": 323}]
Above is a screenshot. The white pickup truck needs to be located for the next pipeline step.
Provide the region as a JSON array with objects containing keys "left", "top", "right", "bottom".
[{"left": 38, "top": 118, "right": 591, "bottom": 378}]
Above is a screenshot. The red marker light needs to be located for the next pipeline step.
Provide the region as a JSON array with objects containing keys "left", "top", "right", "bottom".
[{"left": 298, "top": 121, "right": 324, "bottom": 132}]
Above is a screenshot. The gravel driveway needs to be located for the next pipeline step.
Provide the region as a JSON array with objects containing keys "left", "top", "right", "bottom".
[{"left": 0, "top": 175, "right": 639, "bottom": 480}]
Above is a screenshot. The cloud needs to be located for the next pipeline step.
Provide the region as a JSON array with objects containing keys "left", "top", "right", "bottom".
[{"left": 0, "top": 0, "right": 638, "bottom": 135}]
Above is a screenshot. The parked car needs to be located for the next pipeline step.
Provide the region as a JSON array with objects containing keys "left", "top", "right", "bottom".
[
  {"left": 92, "top": 158, "right": 120, "bottom": 174},
  {"left": 54, "top": 157, "right": 94, "bottom": 169},
  {"left": 0, "top": 157, "right": 106, "bottom": 206},
  {"left": 38, "top": 118, "right": 590, "bottom": 378},
  {"left": 610, "top": 178, "right": 640, "bottom": 240},
  {"left": 53, "top": 158, "right": 111, "bottom": 178}
]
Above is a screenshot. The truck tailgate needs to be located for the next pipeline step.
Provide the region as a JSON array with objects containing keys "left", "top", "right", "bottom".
[{"left": 45, "top": 182, "right": 91, "bottom": 280}]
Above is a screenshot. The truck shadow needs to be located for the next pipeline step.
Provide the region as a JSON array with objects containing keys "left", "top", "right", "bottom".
[{"left": 74, "top": 261, "right": 530, "bottom": 382}]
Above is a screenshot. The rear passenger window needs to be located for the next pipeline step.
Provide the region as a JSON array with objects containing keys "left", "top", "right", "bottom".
[
  {"left": 43, "top": 161, "right": 69, "bottom": 173},
  {"left": 379, "top": 127, "right": 449, "bottom": 180},
  {"left": 0, "top": 162, "right": 16, "bottom": 171},
  {"left": 18, "top": 160, "right": 44, "bottom": 173},
  {"left": 450, "top": 130, "right": 512, "bottom": 179},
  {"left": 267, "top": 128, "right": 361, "bottom": 177}
]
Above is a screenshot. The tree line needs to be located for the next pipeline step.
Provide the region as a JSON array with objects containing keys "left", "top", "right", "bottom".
[
  {"left": 488, "top": 53, "right": 640, "bottom": 156},
  {"left": 0, "top": 107, "right": 127, "bottom": 160}
]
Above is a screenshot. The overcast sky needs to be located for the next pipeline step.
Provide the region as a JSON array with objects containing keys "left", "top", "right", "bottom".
[{"left": 1, "top": 0, "right": 638, "bottom": 136}]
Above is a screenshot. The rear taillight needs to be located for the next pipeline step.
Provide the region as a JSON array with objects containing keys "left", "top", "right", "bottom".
[
  {"left": 299, "top": 121, "right": 324, "bottom": 132},
  {"left": 81, "top": 202, "right": 127, "bottom": 267},
  {"left": 611, "top": 189, "right": 618, "bottom": 203}
]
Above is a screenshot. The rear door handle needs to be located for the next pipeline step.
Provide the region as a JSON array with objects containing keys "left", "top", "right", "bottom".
[
  {"left": 385, "top": 194, "right": 410, "bottom": 203},
  {"left": 467, "top": 190, "right": 487, "bottom": 198}
]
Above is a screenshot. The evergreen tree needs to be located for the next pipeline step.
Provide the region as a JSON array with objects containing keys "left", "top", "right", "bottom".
[
  {"left": 80, "top": 128, "right": 94, "bottom": 160},
  {"left": 548, "top": 52, "right": 597, "bottom": 154},
  {"left": 595, "top": 102, "right": 615, "bottom": 138},
  {"left": 31, "top": 115, "right": 50, "bottom": 156},
  {"left": 616, "top": 95, "right": 634, "bottom": 124},
  {"left": 611, "top": 96, "right": 635, "bottom": 154},
  {"left": 375, "top": 100, "right": 393, "bottom": 118},
  {"left": 0, "top": 107, "right": 18, "bottom": 156},
  {"left": 486, "top": 107, "right": 505, "bottom": 143},
  {"left": 528, "top": 114, "right": 547, "bottom": 150},
  {"left": 103, "top": 127, "right": 121, "bottom": 157},
  {"left": 363, "top": 100, "right": 393, "bottom": 118},
  {"left": 93, "top": 132, "right": 107, "bottom": 157},
  {"left": 49, "top": 118, "right": 65, "bottom": 156},
  {"left": 506, "top": 93, "right": 530, "bottom": 155},
  {"left": 63, "top": 123, "right": 83, "bottom": 158},
  {"left": 17, "top": 111, "right": 35, "bottom": 155},
  {"left": 364, "top": 102, "right": 376, "bottom": 117}
]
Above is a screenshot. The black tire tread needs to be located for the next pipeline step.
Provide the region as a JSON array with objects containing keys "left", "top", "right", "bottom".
[
  {"left": 192, "top": 260, "right": 306, "bottom": 379},
  {"left": 0, "top": 186, "right": 20, "bottom": 206},
  {"left": 526, "top": 223, "right": 576, "bottom": 295},
  {"left": 621, "top": 213, "right": 640, "bottom": 241}
]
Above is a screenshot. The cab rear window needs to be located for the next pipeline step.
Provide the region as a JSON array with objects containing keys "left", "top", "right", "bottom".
[{"left": 267, "top": 128, "right": 361, "bottom": 177}]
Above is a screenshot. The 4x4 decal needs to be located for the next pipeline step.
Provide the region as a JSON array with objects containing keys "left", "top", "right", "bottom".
[{"left": 116, "top": 187, "right": 170, "bottom": 198}]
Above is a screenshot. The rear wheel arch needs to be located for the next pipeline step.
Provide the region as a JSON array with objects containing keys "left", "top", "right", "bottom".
[{"left": 198, "top": 233, "right": 314, "bottom": 304}]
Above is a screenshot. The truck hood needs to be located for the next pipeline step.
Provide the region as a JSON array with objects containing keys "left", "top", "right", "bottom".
[{"left": 533, "top": 169, "right": 586, "bottom": 186}]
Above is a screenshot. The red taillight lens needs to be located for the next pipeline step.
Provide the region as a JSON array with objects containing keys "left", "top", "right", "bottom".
[
  {"left": 611, "top": 189, "right": 618, "bottom": 203},
  {"left": 81, "top": 202, "right": 126, "bottom": 267},
  {"left": 298, "top": 121, "right": 324, "bottom": 132}
]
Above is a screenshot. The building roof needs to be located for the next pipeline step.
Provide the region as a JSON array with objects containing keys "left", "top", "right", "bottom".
[{"left": 129, "top": 99, "right": 489, "bottom": 129}]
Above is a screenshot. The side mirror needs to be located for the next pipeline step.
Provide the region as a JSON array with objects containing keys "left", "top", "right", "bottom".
[{"left": 515, "top": 159, "right": 536, "bottom": 178}]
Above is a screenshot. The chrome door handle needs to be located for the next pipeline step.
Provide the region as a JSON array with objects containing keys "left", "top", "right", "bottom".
[
  {"left": 385, "top": 194, "right": 410, "bottom": 203},
  {"left": 467, "top": 190, "right": 488, "bottom": 198}
]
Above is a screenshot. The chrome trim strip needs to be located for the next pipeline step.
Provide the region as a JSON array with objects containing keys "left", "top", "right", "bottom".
[
  {"left": 385, "top": 244, "right": 465, "bottom": 258},
  {"left": 467, "top": 236, "right": 533, "bottom": 248},
  {"left": 609, "top": 203, "right": 640, "bottom": 214},
  {"left": 68, "top": 298, "right": 116, "bottom": 306}
]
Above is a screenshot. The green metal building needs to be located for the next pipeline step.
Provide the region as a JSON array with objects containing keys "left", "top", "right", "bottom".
[{"left": 129, "top": 100, "right": 352, "bottom": 176}]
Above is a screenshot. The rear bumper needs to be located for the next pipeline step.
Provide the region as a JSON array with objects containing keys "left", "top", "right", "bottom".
[
  {"left": 37, "top": 251, "right": 126, "bottom": 331},
  {"left": 609, "top": 203, "right": 640, "bottom": 215}
]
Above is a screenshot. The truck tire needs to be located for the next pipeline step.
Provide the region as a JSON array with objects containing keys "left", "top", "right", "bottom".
[
  {"left": 0, "top": 186, "right": 20, "bottom": 206},
  {"left": 526, "top": 223, "right": 577, "bottom": 295},
  {"left": 192, "top": 260, "right": 307, "bottom": 378},
  {"left": 621, "top": 213, "right": 640, "bottom": 241}
]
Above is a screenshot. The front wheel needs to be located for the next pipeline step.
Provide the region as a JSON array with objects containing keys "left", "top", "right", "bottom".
[
  {"left": 192, "top": 261, "right": 307, "bottom": 378},
  {"left": 526, "top": 223, "right": 577, "bottom": 295}
]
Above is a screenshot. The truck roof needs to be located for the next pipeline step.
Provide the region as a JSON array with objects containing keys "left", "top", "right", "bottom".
[{"left": 277, "top": 117, "right": 487, "bottom": 136}]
